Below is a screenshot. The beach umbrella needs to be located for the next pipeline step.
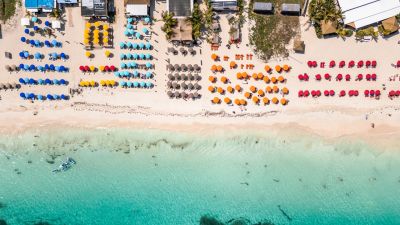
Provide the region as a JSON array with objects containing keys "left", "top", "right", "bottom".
[
  {"left": 114, "top": 71, "right": 120, "bottom": 77},
  {"left": 32, "top": 17, "right": 38, "bottom": 22},
  {"left": 135, "top": 32, "right": 141, "bottom": 39},
  {"left": 33, "top": 26, "right": 39, "bottom": 31},
  {"left": 34, "top": 40, "right": 40, "bottom": 46},
  {"left": 29, "top": 64, "right": 36, "bottom": 71},
  {"left": 145, "top": 71, "right": 152, "bottom": 78},
  {"left": 53, "top": 79, "right": 60, "bottom": 85},
  {"left": 44, "top": 40, "right": 51, "bottom": 47},
  {"left": 146, "top": 82, "right": 153, "bottom": 88},
  {"left": 130, "top": 62, "right": 137, "bottom": 68},
  {"left": 28, "top": 93, "right": 35, "bottom": 99},
  {"left": 140, "top": 81, "right": 146, "bottom": 88},
  {"left": 139, "top": 42, "right": 145, "bottom": 49},
  {"left": 139, "top": 53, "right": 145, "bottom": 59},
  {"left": 145, "top": 53, "right": 151, "bottom": 60},
  {"left": 126, "top": 53, "right": 132, "bottom": 59},
  {"left": 89, "top": 66, "right": 95, "bottom": 72},
  {"left": 132, "top": 53, "right": 138, "bottom": 59},
  {"left": 129, "top": 30, "right": 135, "bottom": 36},
  {"left": 145, "top": 42, "right": 151, "bottom": 50},
  {"left": 60, "top": 66, "right": 66, "bottom": 72},
  {"left": 52, "top": 52, "right": 58, "bottom": 59},
  {"left": 34, "top": 52, "right": 41, "bottom": 59},
  {"left": 38, "top": 79, "right": 44, "bottom": 85},
  {"left": 45, "top": 78, "right": 51, "bottom": 85},
  {"left": 127, "top": 18, "right": 133, "bottom": 23},
  {"left": 53, "top": 94, "right": 59, "bottom": 100},
  {"left": 142, "top": 27, "right": 149, "bottom": 34},
  {"left": 23, "top": 77, "right": 29, "bottom": 83},
  {"left": 126, "top": 81, "right": 132, "bottom": 87},
  {"left": 19, "top": 51, "right": 25, "bottom": 58},
  {"left": 23, "top": 64, "right": 29, "bottom": 70},
  {"left": 45, "top": 21, "right": 51, "bottom": 26},
  {"left": 60, "top": 79, "right": 66, "bottom": 85},
  {"left": 145, "top": 62, "right": 152, "bottom": 68},
  {"left": 110, "top": 65, "right": 116, "bottom": 71},
  {"left": 119, "top": 42, "right": 126, "bottom": 49},
  {"left": 105, "top": 50, "right": 111, "bottom": 57},
  {"left": 127, "top": 24, "right": 133, "bottom": 29},
  {"left": 49, "top": 64, "right": 55, "bottom": 71},
  {"left": 51, "top": 40, "right": 57, "bottom": 46},
  {"left": 24, "top": 28, "right": 30, "bottom": 34},
  {"left": 119, "top": 81, "right": 126, "bottom": 87},
  {"left": 20, "top": 37, "right": 26, "bottom": 43},
  {"left": 133, "top": 82, "right": 139, "bottom": 87},
  {"left": 120, "top": 53, "right": 125, "bottom": 60},
  {"left": 120, "top": 62, "right": 126, "bottom": 69},
  {"left": 47, "top": 94, "right": 53, "bottom": 100},
  {"left": 144, "top": 17, "right": 150, "bottom": 23},
  {"left": 123, "top": 71, "right": 130, "bottom": 77},
  {"left": 126, "top": 42, "right": 133, "bottom": 48},
  {"left": 19, "top": 78, "right": 26, "bottom": 84},
  {"left": 29, "top": 40, "right": 35, "bottom": 45},
  {"left": 124, "top": 29, "right": 130, "bottom": 36},
  {"left": 20, "top": 92, "right": 26, "bottom": 99},
  {"left": 85, "top": 51, "right": 92, "bottom": 58},
  {"left": 132, "top": 43, "right": 138, "bottom": 49}
]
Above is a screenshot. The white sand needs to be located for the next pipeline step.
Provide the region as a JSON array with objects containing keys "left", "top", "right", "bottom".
[{"left": 0, "top": 2, "right": 400, "bottom": 144}]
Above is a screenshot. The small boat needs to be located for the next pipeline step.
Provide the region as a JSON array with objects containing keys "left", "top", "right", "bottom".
[{"left": 52, "top": 157, "right": 76, "bottom": 173}]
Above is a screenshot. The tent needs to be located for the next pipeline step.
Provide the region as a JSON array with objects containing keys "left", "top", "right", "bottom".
[
  {"left": 21, "top": 18, "right": 30, "bottom": 26},
  {"left": 382, "top": 16, "right": 399, "bottom": 34},
  {"left": 321, "top": 20, "right": 337, "bottom": 35},
  {"left": 293, "top": 40, "right": 305, "bottom": 53}
]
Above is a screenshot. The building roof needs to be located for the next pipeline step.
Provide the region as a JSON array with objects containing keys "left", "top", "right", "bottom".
[
  {"left": 171, "top": 19, "right": 193, "bottom": 42},
  {"left": 81, "top": 0, "right": 108, "bottom": 17},
  {"left": 253, "top": 2, "right": 273, "bottom": 12},
  {"left": 167, "top": 0, "right": 192, "bottom": 17},
  {"left": 124, "top": 0, "right": 149, "bottom": 5},
  {"left": 58, "top": 0, "right": 78, "bottom": 3},
  {"left": 321, "top": 20, "right": 337, "bottom": 35},
  {"left": 338, "top": 0, "right": 400, "bottom": 29},
  {"left": 293, "top": 40, "right": 305, "bottom": 52},
  {"left": 281, "top": 3, "right": 300, "bottom": 13},
  {"left": 25, "top": 0, "right": 55, "bottom": 9},
  {"left": 382, "top": 16, "right": 399, "bottom": 33}
]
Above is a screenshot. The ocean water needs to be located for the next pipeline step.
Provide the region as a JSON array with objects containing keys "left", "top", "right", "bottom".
[{"left": 0, "top": 128, "right": 399, "bottom": 225}]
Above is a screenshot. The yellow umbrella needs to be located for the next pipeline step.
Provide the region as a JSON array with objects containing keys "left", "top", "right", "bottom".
[
  {"left": 94, "top": 21, "right": 101, "bottom": 27},
  {"left": 84, "top": 33, "right": 90, "bottom": 39},
  {"left": 103, "top": 31, "right": 109, "bottom": 37},
  {"left": 90, "top": 80, "right": 96, "bottom": 87},
  {"left": 105, "top": 50, "right": 111, "bottom": 57},
  {"left": 84, "top": 28, "right": 91, "bottom": 34},
  {"left": 89, "top": 66, "right": 95, "bottom": 71},
  {"left": 83, "top": 39, "right": 90, "bottom": 45},
  {"left": 84, "top": 81, "right": 90, "bottom": 87},
  {"left": 85, "top": 22, "right": 91, "bottom": 29},
  {"left": 100, "top": 80, "right": 106, "bottom": 86},
  {"left": 103, "top": 24, "right": 109, "bottom": 31},
  {"left": 109, "top": 80, "right": 116, "bottom": 86},
  {"left": 85, "top": 51, "right": 91, "bottom": 58},
  {"left": 93, "top": 29, "right": 99, "bottom": 34},
  {"left": 79, "top": 81, "right": 85, "bottom": 87},
  {"left": 93, "top": 38, "right": 99, "bottom": 44},
  {"left": 99, "top": 65, "right": 105, "bottom": 71},
  {"left": 103, "top": 37, "right": 109, "bottom": 44}
]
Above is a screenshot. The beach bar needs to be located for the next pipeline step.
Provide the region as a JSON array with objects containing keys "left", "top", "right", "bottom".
[
  {"left": 124, "top": 0, "right": 150, "bottom": 17},
  {"left": 81, "top": 0, "right": 108, "bottom": 18},
  {"left": 25, "top": 0, "right": 55, "bottom": 13},
  {"left": 210, "top": 0, "right": 238, "bottom": 11}
]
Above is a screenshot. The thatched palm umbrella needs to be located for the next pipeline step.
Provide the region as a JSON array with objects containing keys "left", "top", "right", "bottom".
[
  {"left": 194, "top": 83, "right": 201, "bottom": 90},
  {"left": 168, "top": 74, "right": 175, "bottom": 80},
  {"left": 194, "top": 64, "right": 201, "bottom": 71},
  {"left": 168, "top": 64, "right": 175, "bottom": 71},
  {"left": 194, "top": 74, "right": 201, "bottom": 81},
  {"left": 6, "top": 83, "right": 12, "bottom": 89},
  {"left": 181, "top": 92, "right": 188, "bottom": 98},
  {"left": 0, "top": 84, "right": 5, "bottom": 90},
  {"left": 11, "top": 83, "right": 18, "bottom": 89},
  {"left": 174, "top": 73, "right": 181, "bottom": 81},
  {"left": 188, "top": 64, "right": 194, "bottom": 71},
  {"left": 11, "top": 65, "right": 17, "bottom": 71},
  {"left": 174, "top": 91, "right": 181, "bottom": 98},
  {"left": 181, "top": 82, "right": 188, "bottom": 90},
  {"left": 167, "top": 81, "right": 173, "bottom": 89},
  {"left": 172, "top": 82, "right": 180, "bottom": 89},
  {"left": 181, "top": 74, "right": 188, "bottom": 81},
  {"left": 174, "top": 64, "right": 181, "bottom": 71},
  {"left": 193, "top": 92, "right": 200, "bottom": 98},
  {"left": 167, "top": 91, "right": 173, "bottom": 98},
  {"left": 188, "top": 74, "right": 194, "bottom": 81},
  {"left": 188, "top": 83, "right": 194, "bottom": 90},
  {"left": 5, "top": 65, "right": 11, "bottom": 72},
  {"left": 181, "top": 64, "right": 187, "bottom": 72},
  {"left": 188, "top": 93, "right": 194, "bottom": 99}
]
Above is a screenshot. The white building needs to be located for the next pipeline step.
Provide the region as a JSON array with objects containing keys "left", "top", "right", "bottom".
[
  {"left": 124, "top": 0, "right": 150, "bottom": 17},
  {"left": 210, "top": 0, "right": 238, "bottom": 11},
  {"left": 337, "top": 0, "right": 400, "bottom": 29}
]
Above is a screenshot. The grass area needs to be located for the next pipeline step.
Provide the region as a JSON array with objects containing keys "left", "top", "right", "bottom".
[
  {"left": 249, "top": 0, "right": 303, "bottom": 60},
  {"left": 0, "top": 0, "right": 18, "bottom": 22}
]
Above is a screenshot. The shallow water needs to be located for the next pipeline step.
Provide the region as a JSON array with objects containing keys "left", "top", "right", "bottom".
[{"left": 0, "top": 128, "right": 399, "bottom": 225}]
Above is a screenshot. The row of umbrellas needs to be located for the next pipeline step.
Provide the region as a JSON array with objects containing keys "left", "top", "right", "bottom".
[
  {"left": 20, "top": 37, "right": 62, "bottom": 48},
  {"left": 119, "top": 81, "right": 153, "bottom": 88},
  {"left": 120, "top": 53, "right": 152, "bottom": 60},
  {"left": 167, "top": 82, "right": 201, "bottom": 90},
  {"left": 79, "top": 65, "right": 117, "bottom": 72},
  {"left": 388, "top": 90, "right": 400, "bottom": 97},
  {"left": 125, "top": 27, "right": 149, "bottom": 34},
  {"left": 211, "top": 97, "right": 287, "bottom": 105},
  {"left": 127, "top": 17, "right": 151, "bottom": 24},
  {"left": 18, "top": 51, "right": 67, "bottom": 60},
  {"left": 119, "top": 41, "right": 151, "bottom": 50},
  {"left": 0, "top": 83, "right": 20, "bottom": 90},
  {"left": 124, "top": 30, "right": 145, "bottom": 38},
  {"left": 298, "top": 90, "right": 370, "bottom": 97},
  {"left": 115, "top": 71, "right": 152, "bottom": 78},
  {"left": 307, "top": 60, "right": 377, "bottom": 68},
  {"left": 79, "top": 80, "right": 117, "bottom": 87},
  {"left": 18, "top": 64, "right": 68, "bottom": 72},
  {"left": 167, "top": 64, "right": 201, "bottom": 72},
  {"left": 299, "top": 73, "right": 378, "bottom": 81},
  {"left": 167, "top": 91, "right": 200, "bottom": 99},
  {"left": 20, "top": 93, "right": 69, "bottom": 101},
  {"left": 168, "top": 73, "right": 201, "bottom": 81},
  {"left": 19, "top": 78, "right": 67, "bottom": 85},
  {"left": 120, "top": 62, "right": 152, "bottom": 69}
]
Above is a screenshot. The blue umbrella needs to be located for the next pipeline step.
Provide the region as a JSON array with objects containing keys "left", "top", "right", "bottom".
[
  {"left": 60, "top": 53, "right": 66, "bottom": 59},
  {"left": 34, "top": 52, "right": 41, "bottom": 59},
  {"left": 127, "top": 18, "right": 133, "bottom": 23},
  {"left": 34, "top": 40, "right": 40, "bottom": 46},
  {"left": 21, "top": 37, "right": 26, "bottom": 42},
  {"left": 132, "top": 43, "right": 138, "bottom": 49},
  {"left": 60, "top": 66, "right": 66, "bottom": 72},
  {"left": 140, "top": 81, "right": 146, "bottom": 88},
  {"left": 19, "top": 52, "right": 25, "bottom": 58},
  {"left": 29, "top": 78, "right": 36, "bottom": 84},
  {"left": 53, "top": 79, "right": 59, "bottom": 85},
  {"left": 145, "top": 53, "right": 151, "bottom": 60},
  {"left": 20, "top": 92, "right": 26, "bottom": 99},
  {"left": 38, "top": 65, "right": 45, "bottom": 72},
  {"left": 142, "top": 28, "right": 148, "bottom": 34},
  {"left": 119, "top": 81, "right": 126, "bottom": 87},
  {"left": 129, "top": 30, "right": 135, "bottom": 36},
  {"left": 44, "top": 64, "right": 50, "bottom": 70},
  {"left": 24, "top": 64, "right": 29, "bottom": 70},
  {"left": 130, "top": 62, "right": 137, "bottom": 68},
  {"left": 146, "top": 82, "right": 153, "bottom": 88},
  {"left": 145, "top": 62, "right": 152, "bottom": 68},
  {"left": 51, "top": 40, "right": 57, "bottom": 46},
  {"left": 28, "top": 93, "right": 35, "bottom": 99},
  {"left": 55, "top": 66, "right": 61, "bottom": 72},
  {"left": 114, "top": 71, "right": 120, "bottom": 77},
  {"left": 45, "top": 79, "right": 51, "bottom": 84},
  {"left": 124, "top": 30, "right": 129, "bottom": 36},
  {"left": 126, "top": 53, "right": 132, "bottom": 59},
  {"left": 145, "top": 71, "right": 152, "bottom": 78},
  {"left": 145, "top": 42, "right": 151, "bottom": 49},
  {"left": 132, "top": 53, "right": 138, "bottom": 59},
  {"left": 53, "top": 94, "right": 59, "bottom": 99},
  {"left": 120, "top": 53, "right": 125, "bottom": 60},
  {"left": 19, "top": 64, "right": 25, "bottom": 70},
  {"left": 139, "top": 42, "right": 145, "bottom": 49},
  {"left": 45, "top": 21, "right": 51, "bottom": 27},
  {"left": 29, "top": 64, "right": 36, "bottom": 71},
  {"left": 127, "top": 24, "right": 133, "bottom": 29},
  {"left": 47, "top": 94, "right": 53, "bottom": 100},
  {"left": 119, "top": 42, "right": 125, "bottom": 49},
  {"left": 37, "top": 95, "right": 44, "bottom": 100},
  {"left": 127, "top": 81, "right": 132, "bottom": 87},
  {"left": 24, "top": 51, "right": 29, "bottom": 58},
  {"left": 126, "top": 42, "right": 133, "bottom": 48},
  {"left": 60, "top": 79, "right": 66, "bottom": 85},
  {"left": 32, "top": 17, "right": 38, "bottom": 22},
  {"left": 45, "top": 40, "right": 51, "bottom": 46},
  {"left": 135, "top": 32, "right": 141, "bottom": 39},
  {"left": 49, "top": 64, "right": 55, "bottom": 71},
  {"left": 29, "top": 40, "right": 35, "bottom": 45},
  {"left": 144, "top": 17, "right": 150, "bottom": 23},
  {"left": 24, "top": 78, "right": 29, "bottom": 83},
  {"left": 133, "top": 81, "right": 139, "bottom": 87},
  {"left": 61, "top": 94, "right": 67, "bottom": 100},
  {"left": 52, "top": 52, "right": 58, "bottom": 59},
  {"left": 120, "top": 62, "right": 126, "bottom": 69},
  {"left": 38, "top": 79, "right": 44, "bottom": 84},
  {"left": 34, "top": 26, "right": 39, "bottom": 31},
  {"left": 133, "top": 70, "right": 139, "bottom": 77},
  {"left": 123, "top": 71, "right": 130, "bottom": 77},
  {"left": 19, "top": 78, "right": 25, "bottom": 84},
  {"left": 24, "top": 29, "right": 30, "bottom": 34},
  {"left": 139, "top": 53, "right": 145, "bottom": 59}
]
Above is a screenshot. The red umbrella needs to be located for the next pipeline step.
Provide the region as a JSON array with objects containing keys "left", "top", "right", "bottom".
[
  {"left": 396, "top": 90, "right": 400, "bottom": 96},
  {"left": 324, "top": 90, "right": 329, "bottom": 96},
  {"left": 349, "top": 90, "right": 354, "bottom": 96},
  {"left": 329, "top": 90, "right": 335, "bottom": 96},
  {"left": 354, "top": 90, "right": 359, "bottom": 96},
  {"left": 357, "top": 60, "right": 364, "bottom": 68},
  {"left": 84, "top": 65, "right": 90, "bottom": 71},
  {"left": 370, "top": 90, "right": 375, "bottom": 96},
  {"left": 339, "top": 61, "right": 345, "bottom": 68},
  {"left": 104, "top": 65, "right": 110, "bottom": 71},
  {"left": 110, "top": 65, "right": 116, "bottom": 71},
  {"left": 336, "top": 74, "right": 343, "bottom": 81},
  {"left": 79, "top": 66, "right": 85, "bottom": 71},
  {"left": 324, "top": 73, "right": 331, "bottom": 80},
  {"left": 364, "top": 90, "right": 369, "bottom": 97},
  {"left": 311, "top": 90, "right": 317, "bottom": 96},
  {"left": 397, "top": 60, "right": 400, "bottom": 68},
  {"left": 375, "top": 90, "right": 381, "bottom": 96},
  {"left": 307, "top": 61, "right": 312, "bottom": 67},
  {"left": 315, "top": 74, "right": 322, "bottom": 80},
  {"left": 329, "top": 60, "right": 335, "bottom": 68},
  {"left": 348, "top": 60, "right": 355, "bottom": 68},
  {"left": 366, "top": 60, "right": 371, "bottom": 67},
  {"left": 340, "top": 90, "right": 346, "bottom": 97},
  {"left": 313, "top": 61, "right": 318, "bottom": 67},
  {"left": 366, "top": 74, "right": 371, "bottom": 81},
  {"left": 345, "top": 74, "right": 351, "bottom": 81},
  {"left": 371, "top": 60, "right": 377, "bottom": 67},
  {"left": 298, "top": 74, "right": 304, "bottom": 80},
  {"left": 298, "top": 90, "right": 304, "bottom": 97},
  {"left": 304, "top": 90, "right": 310, "bottom": 97},
  {"left": 357, "top": 74, "right": 363, "bottom": 80},
  {"left": 316, "top": 90, "right": 321, "bottom": 96},
  {"left": 303, "top": 74, "right": 309, "bottom": 81},
  {"left": 371, "top": 74, "right": 377, "bottom": 80},
  {"left": 389, "top": 90, "right": 395, "bottom": 97}
]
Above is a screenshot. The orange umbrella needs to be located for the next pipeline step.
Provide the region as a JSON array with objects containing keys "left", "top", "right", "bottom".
[
  {"left": 282, "top": 87, "right": 289, "bottom": 95},
  {"left": 252, "top": 73, "right": 258, "bottom": 80},
  {"left": 283, "top": 65, "right": 290, "bottom": 71},
  {"left": 209, "top": 76, "right": 216, "bottom": 83},
  {"left": 217, "top": 65, "right": 223, "bottom": 72},
  {"left": 217, "top": 87, "right": 224, "bottom": 94},
  {"left": 266, "top": 86, "right": 272, "bottom": 93},
  {"left": 211, "top": 53, "right": 218, "bottom": 60},
  {"left": 263, "top": 76, "right": 270, "bottom": 83},
  {"left": 235, "top": 85, "right": 242, "bottom": 92},
  {"left": 211, "top": 65, "right": 217, "bottom": 71},
  {"left": 252, "top": 96, "right": 259, "bottom": 104},
  {"left": 257, "top": 73, "right": 264, "bottom": 80},
  {"left": 234, "top": 99, "right": 241, "bottom": 105},
  {"left": 227, "top": 86, "right": 234, "bottom": 93},
  {"left": 263, "top": 97, "right": 270, "bottom": 105},
  {"left": 272, "top": 97, "right": 279, "bottom": 104},
  {"left": 236, "top": 72, "right": 243, "bottom": 79},
  {"left": 257, "top": 89, "right": 265, "bottom": 96},
  {"left": 281, "top": 98, "right": 288, "bottom": 105},
  {"left": 241, "top": 72, "right": 248, "bottom": 79},
  {"left": 224, "top": 97, "right": 231, "bottom": 104},
  {"left": 264, "top": 65, "right": 271, "bottom": 72},
  {"left": 278, "top": 76, "right": 285, "bottom": 83},
  {"left": 244, "top": 92, "right": 252, "bottom": 99},
  {"left": 240, "top": 99, "right": 247, "bottom": 106},
  {"left": 212, "top": 97, "right": 221, "bottom": 104},
  {"left": 275, "top": 65, "right": 282, "bottom": 72},
  {"left": 271, "top": 76, "right": 277, "bottom": 83},
  {"left": 249, "top": 86, "right": 257, "bottom": 93},
  {"left": 208, "top": 86, "right": 215, "bottom": 92},
  {"left": 99, "top": 65, "right": 105, "bottom": 71},
  {"left": 273, "top": 86, "right": 279, "bottom": 93},
  {"left": 230, "top": 61, "right": 236, "bottom": 68},
  {"left": 221, "top": 76, "right": 228, "bottom": 83}
]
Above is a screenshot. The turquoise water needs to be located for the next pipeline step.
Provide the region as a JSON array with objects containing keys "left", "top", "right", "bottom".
[{"left": 0, "top": 128, "right": 399, "bottom": 225}]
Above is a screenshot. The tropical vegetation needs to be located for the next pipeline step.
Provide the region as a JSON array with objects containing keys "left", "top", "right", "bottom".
[
  {"left": 0, "top": 0, "right": 19, "bottom": 22},
  {"left": 355, "top": 26, "right": 378, "bottom": 40},
  {"left": 308, "top": 0, "right": 344, "bottom": 38},
  {"left": 161, "top": 12, "right": 177, "bottom": 40},
  {"left": 189, "top": 3, "right": 203, "bottom": 39}
]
